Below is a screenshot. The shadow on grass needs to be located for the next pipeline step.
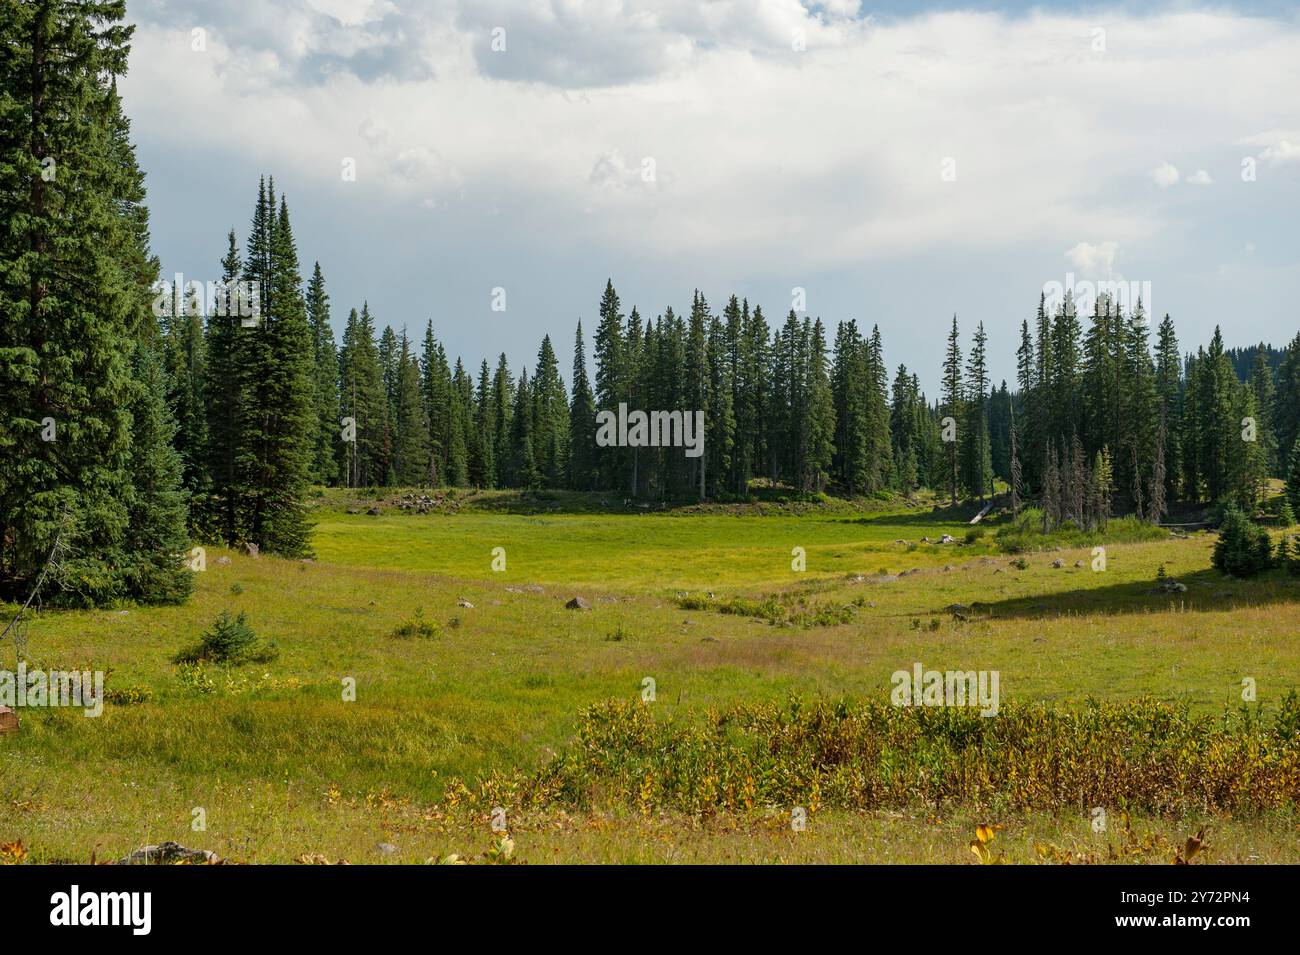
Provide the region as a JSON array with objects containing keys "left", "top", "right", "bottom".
[{"left": 946, "top": 567, "right": 1300, "bottom": 620}]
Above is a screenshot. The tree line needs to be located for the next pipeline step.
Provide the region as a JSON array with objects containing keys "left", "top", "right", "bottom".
[{"left": 3, "top": 3, "right": 1298, "bottom": 609}]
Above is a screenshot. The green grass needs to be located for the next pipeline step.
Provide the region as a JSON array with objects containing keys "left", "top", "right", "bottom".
[{"left": 2, "top": 491, "right": 1298, "bottom": 864}]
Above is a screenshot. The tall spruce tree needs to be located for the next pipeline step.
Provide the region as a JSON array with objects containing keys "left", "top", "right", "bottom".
[
  {"left": 569, "top": 321, "right": 598, "bottom": 490},
  {"left": 236, "top": 194, "right": 315, "bottom": 556},
  {"left": 305, "top": 262, "right": 340, "bottom": 485},
  {"left": 0, "top": 1, "right": 190, "bottom": 603}
]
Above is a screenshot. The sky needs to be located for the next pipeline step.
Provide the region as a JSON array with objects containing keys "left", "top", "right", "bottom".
[{"left": 120, "top": 0, "right": 1300, "bottom": 394}]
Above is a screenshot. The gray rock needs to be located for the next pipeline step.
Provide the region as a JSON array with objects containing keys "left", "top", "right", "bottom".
[
  {"left": 118, "top": 841, "right": 221, "bottom": 865},
  {"left": 565, "top": 596, "right": 592, "bottom": 610},
  {"left": 457, "top": 598, "right": 474, "bottom": 608},
  {"left": 243, "top": 542, "right": 259, "bottom": 558},
  {"left": 1052, "top": 559, "right": 1064, "bottom": 568}
]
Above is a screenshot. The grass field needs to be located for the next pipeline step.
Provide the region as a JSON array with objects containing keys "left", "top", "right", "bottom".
[{"left": 2, "top": 490, "right": 1298, "bottom": 864}]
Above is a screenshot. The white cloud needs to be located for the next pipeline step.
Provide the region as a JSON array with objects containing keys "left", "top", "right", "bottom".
[
  {"left": 1065, "top": 241, "right": 1120, "bottom": 276},
  {"left": 120, "top": 4, "right": 1300, "bottom": 279},
  {"left": 1186, "top": 169, "right": 1213, "bottom": 185},
  {"left": 1149, "top": 162, "right": 1180, "bottom": 188}
]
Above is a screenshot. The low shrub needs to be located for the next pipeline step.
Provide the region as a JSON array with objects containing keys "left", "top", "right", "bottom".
[
  {"left": 1211, "top": 508, "right": 1274, "bottom": 578},
  {"left": 390, "top": 609, "right": 440, "bottom": 639},
  {"left": 174, "top": 610, "right": 278, "bottom": 665},
  {"left": 468, "top": 693, "right": 1300, "bottom": 816}
]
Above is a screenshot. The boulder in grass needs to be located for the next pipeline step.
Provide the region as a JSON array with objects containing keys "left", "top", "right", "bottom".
[
  {"left": 565, "top": 597, "right": 592, "bottom": 611},
  {"left": 117, "top": 841, "right": 221, "bottom": 865},
  {"left": 457, "top": 598, "right": 474, "bottom": 609},
  {"left": 244, "top": 542, "right": 259, "bottom": 558},
  {"left": 1052, "top": 558, "right": 1064, "bottom": 568}
]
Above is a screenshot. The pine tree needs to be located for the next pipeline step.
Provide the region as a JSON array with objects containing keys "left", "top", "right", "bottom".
[
  {"left": 473, "top": 360, "right": 496, "bottom": 488},
  {"left": 305, "top": 262, "right": 340, "bottom": 485},
  {"left": 569, "top": 321, "right": 598, "bottom": 490},
  {"left": 941, "top": 315, "right": 963, "bottom": 505},
  {"left": 237, "top": 194, "right": 315, "bottom": 557},
  {"left": 492, "top": 354, "right": 514, "bottom": 487},
  {"left": 339, "top": 304, "right": 386, "bottom": 486},
  {"left": 393, "top": 330, "right": 430, "bottom": 485},
  {"left": 161, "top": 283, "right": 209, "bottom": 507},
  {"left": 1287, "top": 440, "right": 1300, "bottom": 517},
  {"left": 204, "top": 231, "right": 244, "bottom": 541},
  {"left": 511, "top": 368, "right": 538, "bottom": 488},
  {"left": 962, "top": 322, "right": 992, "bottom": 502},
  {"left": 592, "top": 280, "right": 625, "bottom": 490},
  {"left": 124, "top": 342, "right": 193, "bottom": 603},
  {"left": 806, "top": 319, "right": 836, "bottom": 493},
  {"left": 1248, "top": 346, "right": 1278, "bottom": 475},
  {"left": 531, "top": 335, "right": 570, "bottom": 488},
  {"left": 1154, "top": 314, "right": 1182, "bottom": 504},
  {"left": 0, "top": 2, "right": 190, "bottom": 603}
]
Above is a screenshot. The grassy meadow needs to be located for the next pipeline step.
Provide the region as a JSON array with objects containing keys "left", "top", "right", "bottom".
[{"left": 2, "top": 489, "right": 1298, "bottom": 864}]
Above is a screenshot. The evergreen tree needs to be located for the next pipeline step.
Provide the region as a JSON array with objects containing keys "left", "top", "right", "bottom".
[
  {"left": 473, "top": 360, "right": 496, "bottom": 487},
  {"left": 161, "top": 284, "right": 209, "bottom": 506},
  {"left": 569, "top": 321, "right": 598, "bottom": 490},
  {"left": 962, "top": 322, "right": 993, "bottom": 502},
  {"left": 235, "top": 194, "right": 315, "bottom": 556},
  {"left": 338, "top": 304, "right": 386, "bottom": 486},
  {"left": 124, "top": 342, "right": 193, "bottom": 603},
  {"left": 203, "top": 231, "right": 244, "bottom": 541},
  {"left": 305, "top": 262, "right": 340, "bottom": 485},
  {"left": 393, "top": 330, "right": 430, "bottom": 485},
  {"left": 941, "top": 316, "right": 963, "bottom": 505},
  {"left": 0, "top": 2, "right": 190, "bottom": 603},
  {"left": 1287, "top": 440, "right": 1300, "bottom": 517},
  {"left": 531, "top": 334, "right": 570, "bottom": 488},
  {"left": 492, "top": 354, "right": 514, "bottom": 487},
  {"left": 805, "top": 318, "right": 836, "bottom": 492},
  {"left": 592, "top": 280, "right": 625, "bottom": 489}
]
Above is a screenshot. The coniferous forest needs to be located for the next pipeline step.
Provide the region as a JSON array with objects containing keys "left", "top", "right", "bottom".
[{"left": 3, "top": 2, "right": 1300, "bottom": 608}]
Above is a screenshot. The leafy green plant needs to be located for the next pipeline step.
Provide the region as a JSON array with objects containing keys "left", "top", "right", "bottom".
[{"left": 390, "top": 608, "right": 440, "bottom": 639}]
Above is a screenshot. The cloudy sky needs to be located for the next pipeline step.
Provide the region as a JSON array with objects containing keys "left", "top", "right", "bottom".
[{"left": 121, "top": 0, "right": 1300, "bottom": 392}]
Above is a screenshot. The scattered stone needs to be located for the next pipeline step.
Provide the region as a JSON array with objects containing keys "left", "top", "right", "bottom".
[
  {"left": 939, "top": 534, "right": 956, "bottom": 544},
  {"left": 943, "top": 565, "right": 954, "bottom": 572},
  {"left": 457, "top": 598, "right": 474, "bottom": 609},
  {"left": 0, "top": 706, "right": 18, "bottom": 735},
  {"left": 366, "top": 507, "right": 382, "bottom": 516},
  {"left": 945, "top": 603, "right": 971, "bottom": 613},
  {"left": 871, "top": 574, "right": 899, "bottom": 583},
  {"left": 377, "top": 842, "right": 398, "bottom": 856},
  {"left": 1151, "top": 579, "right": 1188, "bottom": 594},
  {"left": 300, "top": 558, "right": 315, "bottom": 565},
  {"left": 1074, "top": 561, "right": 1084, "bottom": 568},
  {"left": 117, "top": 841, "right": 221, "bottom": 865},
  {"left": 216, "top": 556, "right": 232, "bottom": 566},
  {"left": 565, "top": 597, "right": 592, "bottom": 611},
  {"left": 1052, "top": 559, "right": 1064, "bottom": 568},
  {"left": 244, "top": 542, "right": 259, "bottom": 558}
]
